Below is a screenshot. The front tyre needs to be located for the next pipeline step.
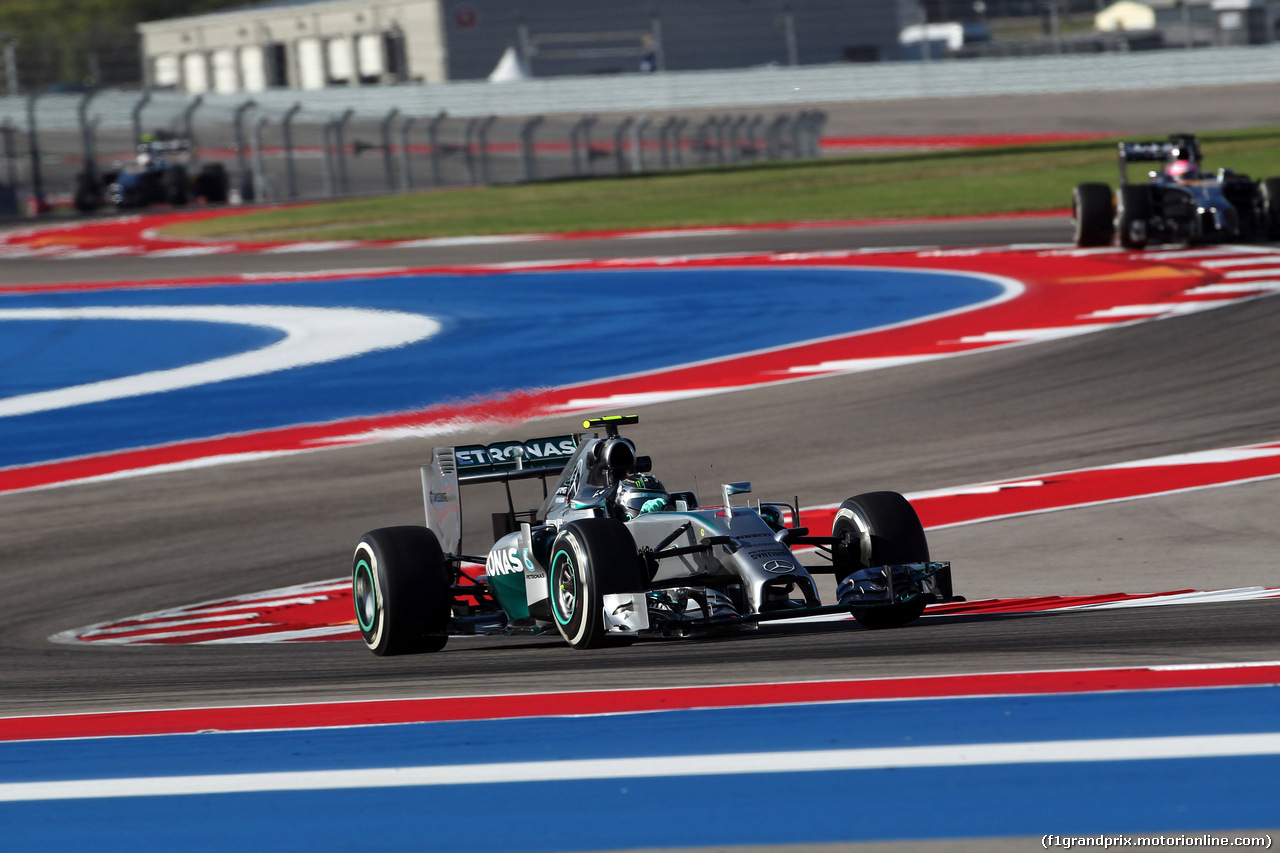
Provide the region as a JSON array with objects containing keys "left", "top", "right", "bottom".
[
  {"left": 831, "top": 491, "right": 933, "bottom": 630},
  {"left": 549, "top": 519, "right": 644, "bottom": 649},
  {"left": 352, "top": 526, "right": 451, "bottom": 656}
]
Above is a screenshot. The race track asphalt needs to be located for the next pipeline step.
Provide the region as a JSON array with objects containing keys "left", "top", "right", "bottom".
[{"left": 1, "top": 213, "right": 1278, "bottom": 723}]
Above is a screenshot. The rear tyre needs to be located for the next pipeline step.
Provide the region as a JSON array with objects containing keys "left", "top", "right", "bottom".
[
  {"left": 197, "top": 163, "right": 229, "bottom": 203},
  {"left": 831, "top": 491, "right": 932, "bottom": 630},
  {"left": 164, "top": 165, "right": 189, "bottom": 205},
  {"left": 1072, "top": 183, "right": 1114, "bottom": 247},
  {"left": 353, "top": 526, "right": 451, "bottom": 656},
  {"left": 1260, "top": 178, "right": 1280, "bottom": 241},
  {"left": 1117, "top": 185, "right": 1152, "bottom": 250},
  {"left": 549, "top": 519, "right": 644, "bottom": 649}
]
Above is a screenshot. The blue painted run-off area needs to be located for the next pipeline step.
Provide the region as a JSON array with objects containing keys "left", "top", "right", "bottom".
[
  {"left": 0, "top": 267, "right": 1002, "bottom": 469},
  {"left": 2, "top": 686, "right": 1277, "bottom": 852}
]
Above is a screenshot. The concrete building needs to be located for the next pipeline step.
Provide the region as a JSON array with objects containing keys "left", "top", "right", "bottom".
[
  {"left": 138, "top": 0, "right": 444, "bottom": 93},
  {"left": 138, "top": 0, "right": 925, "bottom": 95}
]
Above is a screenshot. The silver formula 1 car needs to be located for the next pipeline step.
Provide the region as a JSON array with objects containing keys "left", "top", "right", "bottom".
[
  {"left": 1072, "top": 134, "right": 1280, "bottom": 250},
  {"left": 352, "top": 416, "right": 954, "bottom": 654}
]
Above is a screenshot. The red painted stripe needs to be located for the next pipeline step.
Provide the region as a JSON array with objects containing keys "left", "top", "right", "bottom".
[
  {"left": 0, "top": 208, "right": 1071, "bottom": 259},
  {"left": 821, "top": 132, "right": 1110, "bottom": 150},
  {"left": 2, "top": 663, "right": 1277, "bottom": 742},
  {"left": 798, "top": 442, "right": 1280, "bottom": 533}
]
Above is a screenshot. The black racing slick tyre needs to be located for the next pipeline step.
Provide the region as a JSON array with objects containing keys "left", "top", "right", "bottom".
[
  {"left": 1117, "top": 185, "right": 1152, "bottom": 250},
  {"left": 1072, "top": 183, "right": 1114, "bottom": 247},
  {"left": 164, "top": 166, "right": 189, "bottom": 205},
  {"left": 197, "top": 163, "right": 229, "bottom": 203},
  {"left": 831, "top": 491, "right": 933, "bottom": 630},
  {"left": 352, "top": 526, "right": 451, "bottom": 656},
  {"left": 549, "top": 519, "right": 645, "bottom": 649},
  {"left": 1260, "top": 178, "right": 1280, "bottom": 241}
]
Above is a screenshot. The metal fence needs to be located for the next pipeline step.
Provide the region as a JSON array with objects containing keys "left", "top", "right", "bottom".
[{"left": 0, "top": 88, "right": 826, "bottom": 215}]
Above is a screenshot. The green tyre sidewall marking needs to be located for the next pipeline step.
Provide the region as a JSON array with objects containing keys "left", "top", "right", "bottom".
[
  {"left": 551, "top": 549, "right": 575, "bottom": 627},
  {"left": 353, "top": 558, "right": 377, "bottom": 633}
]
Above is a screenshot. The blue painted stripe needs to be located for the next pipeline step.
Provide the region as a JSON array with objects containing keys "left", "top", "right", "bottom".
[
  {"left": 0, "top": 320, "right": 283, "bottom": 396},
  {"left": 2, "top": 686, "right": 1277, "bottom": 784},
  {"left": 0, "top": 267, "right": 1002, "bottom": 468},
  {"left": 4, "top": 757, "right": 1278, "bottom": 852}
]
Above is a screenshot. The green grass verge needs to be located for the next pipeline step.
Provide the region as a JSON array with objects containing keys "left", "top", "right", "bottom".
[{"left": 165, "top": 126, "right": 1280, "bottom": 243}]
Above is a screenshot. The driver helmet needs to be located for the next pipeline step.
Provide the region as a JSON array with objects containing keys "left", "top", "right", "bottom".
[
  {"left": 1166, "top": 159, "right": 1196, "bottom": 181},
  {"left": 759, "top": 504, "right": 786, "bottom": 531},
  {"left": 616, "top": 473, "right": 670, "bottom": 519}
]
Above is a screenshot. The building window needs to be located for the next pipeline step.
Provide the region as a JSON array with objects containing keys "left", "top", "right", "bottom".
[
  {"left": 240, "top": 44, "right": 266, "bottom": 92},
  {"left": 326, "top": 37, "right": 354, "bottom": 83},
  {"left": 265, "top": 43, "right": 288, "bottom": 87},
  {"left": 212, "top": 48, "right": 239, "bottom": 93},
  {"left": 383, "top": 30, "right": 406, "bottom": 81},
  {"left": 298, "top": 38, "right": 325, "bottom": 89},
  {"left": 182, "top": 52, "right": 209, "bottom": 93},
  {"left": 357, "top": 32, "right": 383, "bottom": 82},
  {"left": 153, "top": 54, "right": 181, "bottom": 88}
]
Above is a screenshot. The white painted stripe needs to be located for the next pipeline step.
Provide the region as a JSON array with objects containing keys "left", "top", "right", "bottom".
[
  {"left": 623, "top": 228, "right": 746, "bottom": 239},
  {"left": 0, "top": 306, "right": 440, "bottom": 418},
  {"left": 1198, "top": 256, "right": 1280, "bottom": 268},
  {"left": 955, "top": 324, "right": 1119, "bottom": 343},
  {"left": 1152, "top": 660, "right": 1280, "bottom": 671},
  {"left": 239, "top": 268, "right": 407, "bottom": 280},
  {"left": 200, "top": 625, "right": 358, "bottom": 643},
  {"left": 390, "top": 235, "right": 548, "bottom": 248},
  {"left": 54, "top": 247, "right": 139, "bottom": 260},
  {"left": 1144, "top": 248, "right": 1248, "bottom": 260},
  {"left": 784, "top": 354, "right": 944, "bottom": 374},
  {"left": 171, "top": 592, "right": 349, "bottom": 616},
  {"left": 904, "top": 480, "right": 1046, "bottom": 501},
  {"left": 1080, "top": 300, "right": 1238, "bottom": 318},
  {"left": 1065, "top": 587, "right": 1280, "bottom": 610},
  {"left": 261, "top": 241, "right": 359, "bottom": 254},
  {"left": 79, "top": 613, "right": 260, "bottom": 637},
  {"left": 1182, "top": 282, "right": 1280, "bottom": 295},
  {"left": 1097, "top": 445, "right": 1280, "bottom": 469},
  {"left": 1224, "top": 267, "right": 1280, "bottom": 279},
  {"left": 1043, "top": 247, "right": 1127, "bottom": 257},
  {"left": 4, "top": 733, "right": 1278, "bottom": 802},
  {"left": 1003, "top": 243, "right": 1070, "bottom": 252},
  {"left": 145, "top": 246, "right": 234, "bottom": 258},
  {"left": 553, "top": 388, "right": 738, "bottom": 410},
  {"left": 79, "top": 623, "right": 283, "bottom": 644}
]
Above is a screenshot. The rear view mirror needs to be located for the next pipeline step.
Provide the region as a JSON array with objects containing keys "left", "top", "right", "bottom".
[{"left": 720, "top": 481, "right": 751, "bottom": 516}]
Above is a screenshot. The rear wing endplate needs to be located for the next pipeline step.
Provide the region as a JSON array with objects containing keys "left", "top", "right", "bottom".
[{"left": 421, "top": 434, "right": 580, "bottom": 555}]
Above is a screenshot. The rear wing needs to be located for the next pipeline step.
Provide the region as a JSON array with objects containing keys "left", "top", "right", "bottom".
[
  {"left": 421, "top": 435, "right": 581, "bottom": 555},
  {"left": 1117, "top": 135, "right": 1201, "bottom": 185}
]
